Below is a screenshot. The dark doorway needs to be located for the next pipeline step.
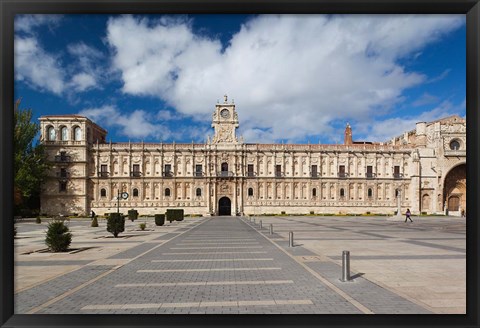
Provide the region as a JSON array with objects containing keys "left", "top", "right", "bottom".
[{"left": 218, "top": 197, "right": 231, "bottom": 216}]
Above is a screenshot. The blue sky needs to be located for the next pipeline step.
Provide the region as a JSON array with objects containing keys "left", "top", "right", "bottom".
[{"left": 14, "top": 14, "right": 466, "bottom": 144}]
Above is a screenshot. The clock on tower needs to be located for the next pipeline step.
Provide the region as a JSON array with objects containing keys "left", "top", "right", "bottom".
[{"left": 211, "top": 95, "right": 240, "bottom": 144}]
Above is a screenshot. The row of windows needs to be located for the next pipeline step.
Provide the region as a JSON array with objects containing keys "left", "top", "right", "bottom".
[
  {"left": 47, "top": 126, "right": 82, "bottom": 141},
  {"left": 99, "top": 163, "right": 403, "bottom": 177},
  {"left": 60, "top": 181, "right": 393, "bottom": 200},
  {"left": 99, "top": 188, "right": 203, "bottom": 198},
  {"left": 93, "top": 187, "right": 380, "bottom": 198}
]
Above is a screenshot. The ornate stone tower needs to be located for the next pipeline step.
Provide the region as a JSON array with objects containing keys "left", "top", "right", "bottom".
[{"left": 211, "top": 95, "right": 240, "bottom": 144}]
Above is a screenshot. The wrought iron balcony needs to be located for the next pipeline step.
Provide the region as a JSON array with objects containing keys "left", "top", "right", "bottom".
[
  {"left": 56, "top": 171, "right": 70, "bottom": 179},
  {"left": 217, "top": 171, "right": 234, "bottom": 177},
  {"left": 338, "top": 172, "right": 348, "bottom": 178},
  {"left": 393, "top": 173, "right": 403, "bottom": 179},
  {"left": 130, "top": 171, "right": 142, "bottom": 178},
  {"left": 194, "top": 172, "right": 204, "bottom": 177},
  {"left": 246, "top": 171, "right": 256, "bottom": 177},
  {"left": 163, "top": 172, "right": 173, "bottom": 178},
  {"left": 98, "top": 172, "right": 109, "bottom": 178},
  {"left": 275, "top": 172, "right": 284, "bottom": 178},
  {"left": 311, "top": 173, "right": 319, "bottom": 178},
  {"left": 54, "top": 155, "right": 71, "bottom": 163},
  {"left": 366, "top": 173, "right": 376, "bottom": 179}
]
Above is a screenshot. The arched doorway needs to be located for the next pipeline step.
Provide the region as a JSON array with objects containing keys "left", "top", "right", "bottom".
[
  {"left": 443, "top": 163, "right": 466, "bottom": 215},
  {"left": 218, "top": 197, "right": 231, "bottom": 216}
]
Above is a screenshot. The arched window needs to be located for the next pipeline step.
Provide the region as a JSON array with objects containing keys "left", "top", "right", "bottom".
[
  {"left": 133, "top": 188, "right": 139, "bottom": 197},
  {"left": 340, "top": 188, "right": 345, "bottom": 197},
  {"left": 312, "top": 188, "right": 317, "bottom": 197},
  {"left": 100, "top": 188, "right": 106, "bottom": 197},
  {"left": 367, "top": 188, "right": 373, "bottom": 198},
  {"left": 61, "top": 126, "right": 68, "bottom": 141},
  {"left": 74, "top": 126, "right": 82, "bottom": 141},
  {"left": 196, "top": 188, "right": 202, "bottom": 197},
  {"left": 48, "top": 126, "right": 56, "bottom": 141},
  {"left": 165, "top": 188, "right": 171, "bottom": 197},
  {"left": 248, "top": 188, "right": 254, "bottom": 197}
]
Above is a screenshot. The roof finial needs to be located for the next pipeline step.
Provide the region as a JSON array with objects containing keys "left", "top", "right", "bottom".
[{"left": 224, "top": 94, "right": 228, "bottom": 103}]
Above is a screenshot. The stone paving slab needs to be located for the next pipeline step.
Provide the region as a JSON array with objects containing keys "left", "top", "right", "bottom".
[
  {"left": 33, "top": 218, "right": 363, "bottom": 314},
  {"left": 304, "top": 261, "right": 431, "bottom": 314},
  {"left": 107, "top": 242, "right": 160, "bottom": 259},
  {"left": 14, "top": 215, "right": 465, "bottom": 314},
  {"left": 15, "top": 265, "right": 115, "bottom": 314}
]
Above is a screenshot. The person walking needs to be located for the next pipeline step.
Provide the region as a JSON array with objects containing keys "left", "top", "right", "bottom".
[
  {"left": 405, "top": 208, "right": 413, "bottom": 223},
  {"left": 91, "top": 210, "right": 96, "bottom": 220}
]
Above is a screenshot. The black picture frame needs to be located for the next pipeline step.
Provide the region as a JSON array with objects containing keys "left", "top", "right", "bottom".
[{"left": 1, "top": 1, "right": 478, "bottom": 327}]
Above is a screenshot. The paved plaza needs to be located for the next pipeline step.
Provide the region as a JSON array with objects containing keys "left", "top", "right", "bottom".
[{"left": 14, "top": 215, "right": 466, "bottom": 314}]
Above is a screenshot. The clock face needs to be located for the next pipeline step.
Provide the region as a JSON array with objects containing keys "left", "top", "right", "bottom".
[{"left": 220, "top": 109, "right": 230, "bottom": 119}]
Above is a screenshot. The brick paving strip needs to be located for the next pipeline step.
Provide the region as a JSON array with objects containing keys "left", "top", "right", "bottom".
[{"left": 17, "top": 216, "right": 433, "bottom": 314}]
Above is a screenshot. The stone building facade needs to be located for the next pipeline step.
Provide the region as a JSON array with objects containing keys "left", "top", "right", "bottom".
[{"left": 39, "top": 97, "right": 466, "bottom": 217}]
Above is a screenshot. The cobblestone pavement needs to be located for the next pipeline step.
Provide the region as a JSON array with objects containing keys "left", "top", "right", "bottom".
[{"left": 14, "top": 216, "right": 438, "bottom": 314}]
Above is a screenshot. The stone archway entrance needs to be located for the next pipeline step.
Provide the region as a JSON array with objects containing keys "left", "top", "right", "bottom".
[
  {"left": 443, "top": 164, "right": 466, "bottom": 215},
  {"left": 218, "top": 197, "right": 231, "bottom": 216}
]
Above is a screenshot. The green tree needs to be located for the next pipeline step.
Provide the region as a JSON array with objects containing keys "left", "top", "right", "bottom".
[{"left": 14, "top": 99, "right": 49, "bottom": 215}]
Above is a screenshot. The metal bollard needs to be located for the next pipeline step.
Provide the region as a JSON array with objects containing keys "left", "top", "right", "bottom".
[
  {"left": 259, "top": 220, "right": 262, "bottom": 229},
  {"left": 289, "top": 232, "right": 294, "bottom": 247},
  {"left": 269, "top": 224, "right": 273, "bottom": 235},
  {"left": 341, "top": 251, "right": 351, "bottom": 282}
]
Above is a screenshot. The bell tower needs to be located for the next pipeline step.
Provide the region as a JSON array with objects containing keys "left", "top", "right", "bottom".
[{"left": 211, "top": 95, "right": 240, "bottom": 144}]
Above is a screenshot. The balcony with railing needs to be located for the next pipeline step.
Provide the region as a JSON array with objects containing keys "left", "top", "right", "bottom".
[
  {"left": 56, "top": 171, "right": 70, "bottom": 179},
  {"left": 54, "top": 155, "right": 71, "bottom": 163},
  {"left": 163, "top": 171, "right": 174, "bottom": 178},
  {"left": 366, "top": 172, "right": 376, "bottom": 179},
  {"left": 311, "top": 172, "right": 319, "bottom": 178},
  {"left": 338, "top": 172, "right": 348, "bottom": 178},
  {"left": 98, "top": 172, "right": 109, "bottom": 178},
  {"left": 194, "top": 171, "right": 204, "bottom": 178},
  {"left": 393, "top": 173, "right": 404, "bottom": 179},
  {"left": 275, "top": 172, "right": 284, "bottom": 178},
  {"left": 130, "top": 171, "right": 142, "bottom": 178},
  {"left": 217, "top": 171, "right": 234, "bottom": 178},
  {"left": 246, "top": 171, "right": 256, "bottom": 178}
]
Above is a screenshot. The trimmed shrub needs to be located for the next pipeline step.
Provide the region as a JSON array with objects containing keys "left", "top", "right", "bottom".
[
  {"left": 281, "top": 211, "right": 286, "bottom": 215},
  {"left": 166, "top": 209, "right": 184, "bottom": 222},
  {"left": 35, "top": 217, "right": 41, "bottom": 224},
  {"left": 139, "top": 223, "right": 146, "bottom": 231},
  {"left": 155, "top": 214, "right": 165, "bottom": 226},
  {"left": 128, "top": 209, "right": 139, "bottom": 222},
  {"left": 309, "top": 211, "right": 315, "bottom": 215},
  {"left": 45, "top": 220, "right": 72, "bottom": 252},
  {"left": 91, "top": 216, "right": 99, "bottom": 227},
  {"left": 107, "top": 213, "right": 125, "bottom": 238}
]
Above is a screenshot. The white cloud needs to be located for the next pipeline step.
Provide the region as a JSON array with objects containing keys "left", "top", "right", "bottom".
[
  {"left": 15, "top": 17, "right": 105, "bottom": 96},
  {"left": 15, "top": 14, "right": 63, "bottom": 34},
  {"left": 14, "top": 37, "right": 65, "bottom": 94},
  {"left": 79, "top": 105, "right": 163, "bottom": 139},
  {"left": 106, "top": 14, "right": 464, "bottom": 143},
  {"left": 412, "top": 92, "right": 440, "bottom": 107},
  {"left": 362, "top": 99, "right": 465, "bottom": 142},
  {"left": 70, "top": 73, "right": 97, "bottom": 92},
  {"left": 66, "top": 42, "right": 106, "bottom": 91}
]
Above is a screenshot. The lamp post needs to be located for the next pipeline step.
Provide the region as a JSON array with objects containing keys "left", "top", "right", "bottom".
[{"left": 117, "top": 191, "right": 129, "bottom": 214}]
